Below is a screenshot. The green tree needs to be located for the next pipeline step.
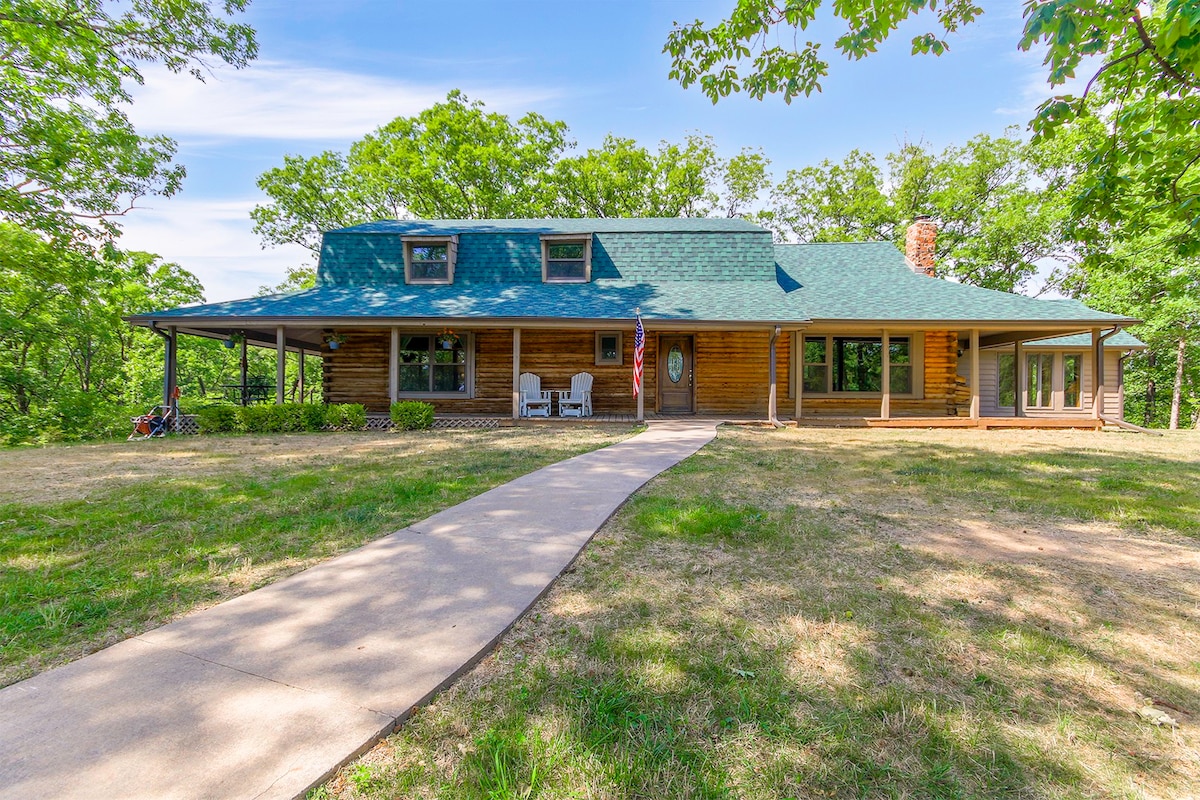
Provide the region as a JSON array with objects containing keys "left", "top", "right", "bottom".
[
  {"left": 549, "top": 134, "right": 722, "bottom": 218},
  {"left": 664, "top": 2, "right": 1200, "bottom": 233},
  {"left": 253, "top": 96, "right": 773, "bottom": 254},
  {"left": 766, "top": 132, "right": 1071, "bottom": 292},
  {"left": 0, "top": 223, "right": 207, "bottom": 441},
  {"left": 1061, "top": 218, "right": 1200, "bottom": 429},
  {"left": 253, "top": 92, "right": 571, "bottom": 255},
  {"left": 0, "top": 0, "right": 256, "bottom": 243}
]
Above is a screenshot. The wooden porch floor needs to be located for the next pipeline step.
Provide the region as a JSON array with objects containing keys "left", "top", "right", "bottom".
[
  {"left": 425, "top": 413, "right": 1105, "bottom": 430},
  {"left": 790, "top": 416, "right": 1104, "bottom": 430}
]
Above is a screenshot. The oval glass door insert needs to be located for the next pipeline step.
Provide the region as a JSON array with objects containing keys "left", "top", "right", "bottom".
[{"left": 667, "top": 345, "right": 684, "bottom": 383}]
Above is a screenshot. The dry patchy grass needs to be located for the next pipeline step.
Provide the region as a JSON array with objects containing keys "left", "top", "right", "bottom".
[{"left": 318, "top": 427, "right": 1200, "bottom": 800}]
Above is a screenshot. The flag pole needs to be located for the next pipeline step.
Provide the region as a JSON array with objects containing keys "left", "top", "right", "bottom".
[{"left": 634, "top": 307, "right": 645, "bottom": 422}]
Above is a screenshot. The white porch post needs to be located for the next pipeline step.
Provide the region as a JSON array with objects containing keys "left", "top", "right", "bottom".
[
  {"left": 389, "top": 327, "right": 400, "bottom": 405},
  {"left": 880, "top": 330, "right": 891, "bottom": 420},
  {"left": 275, "top": 326, "right": 286, "bottom": 405},
  {"left": 512, "top": 327, "right": 521, "bottom": 419},
  {"left": 969, "top": 329, "right": 980, "bottom": 420},
  {"left": 1014, "top": 338, "right": 1025, "bottom": 417},
  {"left": 1092, "top": 327, "right": 1104, "bottom": 419}
]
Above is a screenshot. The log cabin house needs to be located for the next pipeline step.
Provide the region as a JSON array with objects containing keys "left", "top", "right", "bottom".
[{"left": 130, "top": 217, "right": 1142, "bottom": 427}]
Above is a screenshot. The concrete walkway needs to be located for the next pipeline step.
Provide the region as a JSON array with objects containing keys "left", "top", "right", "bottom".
[{"left": 0, "top": 420, "right": 718, "bottom": 800}]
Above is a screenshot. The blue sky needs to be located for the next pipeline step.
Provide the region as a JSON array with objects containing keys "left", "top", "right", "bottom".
[{"left": 119, "top": 0, "right": 1054, "bottom": 302}]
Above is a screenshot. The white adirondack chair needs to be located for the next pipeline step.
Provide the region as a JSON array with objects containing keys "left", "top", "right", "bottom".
[
  {"left": 557, "top": 372, "right": 593, "bottom": 417},
  {"left": 519, "top": 372, "right": 552, "bottom": 417}
]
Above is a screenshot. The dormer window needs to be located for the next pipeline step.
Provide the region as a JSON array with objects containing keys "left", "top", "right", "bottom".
[
  {"left": 403, "top": 235, "right": 458, "bottom": 284},
  {"left": 541, "top": 234, "right": 592, "bottom": 283}
]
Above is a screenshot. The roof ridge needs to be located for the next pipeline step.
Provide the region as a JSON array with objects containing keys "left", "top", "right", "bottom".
[{"left": 774, "top": 240, "right": 896, "bottom": 247}]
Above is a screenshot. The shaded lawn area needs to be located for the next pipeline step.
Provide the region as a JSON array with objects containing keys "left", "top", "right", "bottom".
[
  {"left": 0, "top": 427, "right": 635, "bottom": 686},
  {"left": 317, "top": 427, "right": 1200, "bottom": 800}
]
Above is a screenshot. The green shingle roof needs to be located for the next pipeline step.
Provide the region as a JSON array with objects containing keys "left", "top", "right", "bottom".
[
  {"left": 135, "top": 280, "right": 805, "bottom": 324},
  {"left": 134, "top": 219, "right": 1140, "bottom": 330},
  {"left": 320, "top": 227, "right": 775, "bottom": 284},
  {"left": 1024, "top": 331, "right": 1145, "bottom": 349},
  {"left": 774, "top": 242, "right": 1134, "bottom": 324}
]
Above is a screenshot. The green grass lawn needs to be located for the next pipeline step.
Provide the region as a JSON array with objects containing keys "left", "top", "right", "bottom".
[
  {"left": 0, "top": 427, "right": 635, "bottom": 686},
  {"left": 313, "top": 427, "right": 1200, "bottom": 800}
]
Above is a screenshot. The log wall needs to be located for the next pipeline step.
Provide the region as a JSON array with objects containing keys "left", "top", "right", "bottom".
[
  {"left": 691, "top": 330, "right": 790, "bottom": 415},
  {"left": 320, "top": 327, "right": 969, "bottom": 418},
  {"left": 923, "top": 330, "right": 960, "bottom": 410},
  {"left": 321, "top": 327, "right": 660, "bottom": 415},
  {"left": 322, "top": 331, "right": 389, "bottom": 411}
]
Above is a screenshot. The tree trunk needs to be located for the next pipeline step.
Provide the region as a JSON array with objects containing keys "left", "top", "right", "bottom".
[{"left": 1169, "top": 336, "right": 1185, "bottom": 430}]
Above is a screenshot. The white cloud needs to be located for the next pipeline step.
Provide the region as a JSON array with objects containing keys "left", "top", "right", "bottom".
[
  {"left": 117, "top": 197, "right": 310, "bottom": 302},
  {"left": 126, "top": 60, "right": 564, "bottom": 142},
  {"left": 994, "top": 47, "right": 1091, "bottom": 118}
]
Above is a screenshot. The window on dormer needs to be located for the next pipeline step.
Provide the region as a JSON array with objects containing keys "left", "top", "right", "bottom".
[
  {"left": 411, "top": 245, "right": 448, "bottom": 280},
  {"left": 541, "top": 235, "right": 591, "bottom": 283},
  {"left": 403, "top": 235, "right": 457, "bottom": 284}
]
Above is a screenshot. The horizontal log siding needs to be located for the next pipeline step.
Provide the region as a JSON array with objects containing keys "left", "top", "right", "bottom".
[
  {"left": 321, "top": 329, "right": 519, "bottom": 414},
  {"left": 456, "top": 328, "right": 515, "bottom": 415},
  {"left": 800, "top": 330, "right": 958, "bottom": 417},
  {"left": 923, "top": 330, "right": 960, "bottom": 410},
  {"left": 322, "top": 331, "right": 389, "bottom": 411},
  {"left": 691, "top": 331, "right": 790, "bottom": 415},
  {"left": 321, "top": 328, "right": 659, "bottom": 415},
  {"left": 519, "top": 329, "right": 656, "bottom": 415}
]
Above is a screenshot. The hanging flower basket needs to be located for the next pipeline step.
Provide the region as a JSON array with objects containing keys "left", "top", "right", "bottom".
[{"left": 324, "top": 331, "right": 346, "bottom": 350}]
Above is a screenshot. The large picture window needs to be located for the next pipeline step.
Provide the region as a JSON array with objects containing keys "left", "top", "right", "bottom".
[
  {"left": 399, "top": 334, "right": 467, "bottom": 394},
  {"left": 801, "top": 335, "right": 914, "bottom": 394}
]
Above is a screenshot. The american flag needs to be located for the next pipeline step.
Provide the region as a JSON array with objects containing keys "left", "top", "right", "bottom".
[{"left": 632, "top": 314, "right": 644, "bottom": 397}]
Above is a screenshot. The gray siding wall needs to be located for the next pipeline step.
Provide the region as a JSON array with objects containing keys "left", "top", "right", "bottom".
[{"left": 969, "top": 347, "right": 1126, "bottom": 419}]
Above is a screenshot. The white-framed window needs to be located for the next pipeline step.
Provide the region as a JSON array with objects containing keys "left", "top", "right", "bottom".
[
  {"left": 595, "top": 331, "right": 622, "bottom": 365},
  {"left": 997, "top": 353, "right": 1017, "bottom": 408},
  {"left": 1063, "top": 353, "right": 1083, "bottom": 408},
  {"left": 541, "top": 234, "right": 592, "bottom": 282},
  {"left": 801, "top": 335, "right": 917, "bottom": 394},
  {"left": 1026, "top": 353, "right": 1053, "bottom": 408},
  {"left": 398, "top": 332, "right": 472, "bottom": 397},
  {"left": 802, "top": 338, "right": 828, "bottom": 393},
  {"left": 402, "top": 235, "right": 458, "bottom": 284}
]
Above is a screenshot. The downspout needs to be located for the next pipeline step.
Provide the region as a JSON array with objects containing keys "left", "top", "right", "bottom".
[
  {"left": 1095, "top": 326, "right": 1121, "bottom": 417},
  {"left": 768, "top": 326, "right": 784, "bottom": 428},
  {"left": 1095, "top": 326, "right": 1159, "bottom": 434}
]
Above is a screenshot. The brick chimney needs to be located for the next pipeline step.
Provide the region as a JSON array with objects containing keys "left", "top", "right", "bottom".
[{"left": 905, "top": 215, "right": 938, "bottom": 277}]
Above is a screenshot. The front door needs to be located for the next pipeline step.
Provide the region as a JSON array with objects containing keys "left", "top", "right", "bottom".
[{"left": 659, "top": 335, "right": 694, "bottom": 413}]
